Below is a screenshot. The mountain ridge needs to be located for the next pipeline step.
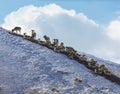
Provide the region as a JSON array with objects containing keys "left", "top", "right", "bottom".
[{"left": 0, "top": 27, "right": 120, "bottom": 94}]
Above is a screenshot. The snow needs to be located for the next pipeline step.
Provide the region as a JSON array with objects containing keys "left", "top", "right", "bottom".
[{"left": 0, "top": 27, "right": 120, "bottom": 94}]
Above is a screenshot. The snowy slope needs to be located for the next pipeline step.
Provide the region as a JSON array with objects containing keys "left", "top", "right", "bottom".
[{"left": 0, "top": 27, "right": 120, "bottom": 94}]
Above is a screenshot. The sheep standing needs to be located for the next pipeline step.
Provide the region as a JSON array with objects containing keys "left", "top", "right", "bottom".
[{"left": 12, "top": 27, "right": 21, "bottom": 34}]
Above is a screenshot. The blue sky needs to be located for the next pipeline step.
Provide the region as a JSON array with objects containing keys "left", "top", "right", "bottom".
[
  {"left": 0, "top": 0, "right": 120, "bottom": 24},
  {"left": 1, "top": 0, "right": 120, "bottom": 64}
]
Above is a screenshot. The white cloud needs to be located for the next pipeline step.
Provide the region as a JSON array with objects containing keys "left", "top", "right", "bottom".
[
  {"left": 107, "top": 20, "right": 120, "bottom": 40},
  {"left": 1, "top": 4, "right": 120, "bottom": 64},
  {"left": 1, "top": 4, "right": 100, "bottom": 47}
]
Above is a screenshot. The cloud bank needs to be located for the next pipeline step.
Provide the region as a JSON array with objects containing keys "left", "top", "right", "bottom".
[
  {"left": 1, "top": 4, "right": 120, "bottom": 64},
  {"left": 107, "top": 19, "right": 120, "bottom": 40}
]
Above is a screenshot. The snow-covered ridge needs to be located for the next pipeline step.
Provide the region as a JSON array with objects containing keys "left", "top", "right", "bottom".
[
  {"left": 0, "top": 27, "right": 120, "bottom": 94},
  {"left": 5, "top": 27, "right": 120, "bottom": 79}
]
